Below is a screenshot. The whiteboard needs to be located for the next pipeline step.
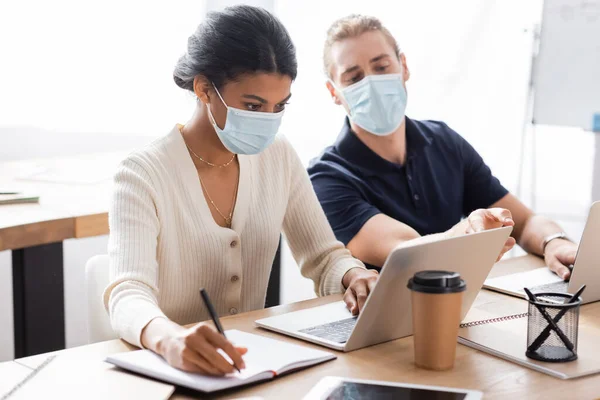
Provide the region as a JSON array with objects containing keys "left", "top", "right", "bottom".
[{"left": 533, "top": 0, "right": 600, "bottom": 130}]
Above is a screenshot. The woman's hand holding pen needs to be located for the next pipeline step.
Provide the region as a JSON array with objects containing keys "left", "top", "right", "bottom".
[{"left": 142, "top": 318, "right": 247, "bottom": 376}]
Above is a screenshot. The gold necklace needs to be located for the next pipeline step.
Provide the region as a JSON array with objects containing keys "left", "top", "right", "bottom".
[
  {"left": 178, "top": 124, "right": 239, "bottom": 227},
  {"left": 198, "top": 174, "right": 238, "bottom": 228},
  {"left": 179, "top": 124, "right": 236, "bottom": 168}
]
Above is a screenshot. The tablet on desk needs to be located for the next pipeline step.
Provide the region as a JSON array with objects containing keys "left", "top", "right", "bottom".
[{"left": 303, "top": 377, "right": 482, "bottom": 400}]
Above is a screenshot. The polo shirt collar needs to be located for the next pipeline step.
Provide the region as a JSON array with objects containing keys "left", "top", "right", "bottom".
[{"left": 334, "top": 116, "right": 432, "bottom": 172}]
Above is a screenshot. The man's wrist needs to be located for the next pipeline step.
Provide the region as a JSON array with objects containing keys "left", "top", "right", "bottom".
[
  {"left": 450, "top": 219, "right": 469, "bottom": 237},
  {"left": 543, "top": 236, "right": 571, "bottom": 256}
]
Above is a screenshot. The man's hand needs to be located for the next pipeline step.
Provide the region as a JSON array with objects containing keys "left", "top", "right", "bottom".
[
  {"left": 463, "top": 208, "right": 516, "bottom": 261},
  {"left": 544, "top": 239, "right": 577, "bottom": 281},
  {"left": 342, "top": 268, "right": 379, "bottom": 315}
]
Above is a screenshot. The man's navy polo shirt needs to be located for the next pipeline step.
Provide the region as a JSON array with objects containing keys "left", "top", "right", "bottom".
[{"left": 308, "top": 117, "right": 508, "bottom": 268}]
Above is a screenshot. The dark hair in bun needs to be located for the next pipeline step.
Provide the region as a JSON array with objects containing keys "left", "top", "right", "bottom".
[{"left": 173, "top": 5, "right": 297, "bottom": 92}]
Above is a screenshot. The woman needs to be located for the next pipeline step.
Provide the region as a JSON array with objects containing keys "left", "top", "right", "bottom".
[{"left": 103, "top": 5, "right": 378, "bottom": 376}]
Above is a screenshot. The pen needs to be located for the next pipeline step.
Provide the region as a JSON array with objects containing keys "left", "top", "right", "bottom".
[{"left": 199, "top": 288, "right": 241, "bottom": 373}]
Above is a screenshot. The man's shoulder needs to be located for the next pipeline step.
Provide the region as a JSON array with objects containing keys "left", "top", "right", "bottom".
[
  {"left": 307, "top": 145, "right": 360, "bottom": 183},
  {"left": 410, "top": 118, "right": 470, "bottom": 157},
  {"left": 308, "top": 145, "right": 347, "bottom": 171},
  {"left": 411, "top": 118, "right": 462, "bottom": 142}
]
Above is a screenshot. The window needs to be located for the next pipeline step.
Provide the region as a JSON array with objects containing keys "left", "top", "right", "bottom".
[{"left": 0, "top": 0, "right": 205, "bottom": 137}]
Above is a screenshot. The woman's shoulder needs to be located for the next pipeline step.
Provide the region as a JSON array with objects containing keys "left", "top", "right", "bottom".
[
  {"left": 116, "top": 126, "right": 183, "bottom": 176},
  {"left": 260, "top": 134, "right": 297, "bottom": 161},
  {"left": 246, "top": 134, "right": 300, "bottom": 186}
]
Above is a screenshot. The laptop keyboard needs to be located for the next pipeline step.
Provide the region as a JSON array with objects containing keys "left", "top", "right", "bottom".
[
  {"left": 530, "top": 280, "right": 569, "bottom": 294},
  {"left": 298, "top": 316, "right": 358, "bottom": 343}
]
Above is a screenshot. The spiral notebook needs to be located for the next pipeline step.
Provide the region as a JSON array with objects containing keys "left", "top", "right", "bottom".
[
  {"left": 458, "top": 308, "right": 600, "bottom": 379},
  {"left": 1, "top": 355, "right": 175, "bottom": 400}
]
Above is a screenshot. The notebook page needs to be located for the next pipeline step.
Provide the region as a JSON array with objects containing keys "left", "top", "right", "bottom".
[
  {"left": 225, "top": 330, "right": 336, "bottom": 375},
  {"left": 485, "top": 267, "right": 561, "bottom": 291}
]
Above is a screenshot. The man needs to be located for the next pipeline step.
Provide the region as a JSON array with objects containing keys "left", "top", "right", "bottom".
[{"left": 308, "top": 14, "right": 577, "bottom": 278}]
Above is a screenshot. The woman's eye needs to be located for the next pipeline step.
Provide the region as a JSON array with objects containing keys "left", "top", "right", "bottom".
[
  {"left": 245, "top": 103, "right": 261, "bottom": 111},
  {"left": 275, "top": 102, "right": 289, "bottom": 112},
  {"left": 375, "top": 65, "right": 388, "bottom": 72}
]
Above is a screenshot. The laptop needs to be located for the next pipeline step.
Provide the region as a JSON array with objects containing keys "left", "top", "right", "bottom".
[
  {"left": 256, "top": 227, "right": 512, "bottom": 352},
  {"left": 484, "top": 201, "right": 600, "bottom": 304}
]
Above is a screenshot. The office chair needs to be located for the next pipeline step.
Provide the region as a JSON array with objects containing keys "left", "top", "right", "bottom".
[{"left": 85, "top": 254, "right": 117, "bottom": 343}]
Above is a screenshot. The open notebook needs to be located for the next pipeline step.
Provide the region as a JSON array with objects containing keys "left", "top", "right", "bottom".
[
  {"left": 459, "top": 307, "right": 600, "bottom": 379},
  {"left": 106, "top": 330, "right": 336, "bottom": 393}
]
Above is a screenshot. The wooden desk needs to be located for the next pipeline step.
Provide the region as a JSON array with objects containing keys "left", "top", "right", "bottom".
[
  {"left": 13, "top": 256, "right": 600, "bottom": 399},
  {"left": 0, "top": 153, "right": 124, "bottom": 250},
  {"left": 1, "top": 152, "right": 282, "bottom": 357}
]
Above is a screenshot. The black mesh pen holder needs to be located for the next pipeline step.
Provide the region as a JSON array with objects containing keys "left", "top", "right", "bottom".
[{"left": 526, "top": 292, "right": 581, "bottom": 363}]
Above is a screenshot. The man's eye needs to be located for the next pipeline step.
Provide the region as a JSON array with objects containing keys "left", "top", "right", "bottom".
[{"left": 348, "top": 75, "right": 362, "bottom": 84}]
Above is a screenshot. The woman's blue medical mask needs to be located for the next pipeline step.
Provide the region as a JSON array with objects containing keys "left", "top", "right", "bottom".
[
  {"left": 207, "top": 83, "right": 284, "bottom": 155},
  {"left": 336, "top": 73, "right": 407, "bottom": 136}
]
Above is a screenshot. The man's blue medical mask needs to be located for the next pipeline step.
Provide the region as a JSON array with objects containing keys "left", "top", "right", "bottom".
[{"left": 334, "top": 73, "right": 407, "bottom": 136}]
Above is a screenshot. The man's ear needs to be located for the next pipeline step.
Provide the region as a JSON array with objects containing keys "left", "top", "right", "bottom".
[
  {"left": 193, "top": 75, "right": 211, "bottom": 104},
  {"left": 400, "top": 53, "right": 410, "bottom": 82},
  {"left": 326, "top": 80, "right": 343, "bottom": 106}
]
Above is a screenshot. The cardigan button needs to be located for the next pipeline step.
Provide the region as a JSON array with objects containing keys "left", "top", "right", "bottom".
[
  {"left": 230, "top": 240, "right": 238, "bottom": 248},
  {"left": 229, "top": 307, "right": 238, "bottom": 315},
  {"left": 231, "top": 275, "right": 239, "bottom": 282}
]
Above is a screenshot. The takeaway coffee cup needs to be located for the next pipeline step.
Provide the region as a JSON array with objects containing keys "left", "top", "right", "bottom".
[{"left": 407, "top": 270, "right": 466, "bottom": 370}]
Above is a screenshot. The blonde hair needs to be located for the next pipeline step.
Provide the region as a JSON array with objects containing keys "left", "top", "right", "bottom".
[{"left": 323, "top": 14, "right": 400, "bottom": 77}]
